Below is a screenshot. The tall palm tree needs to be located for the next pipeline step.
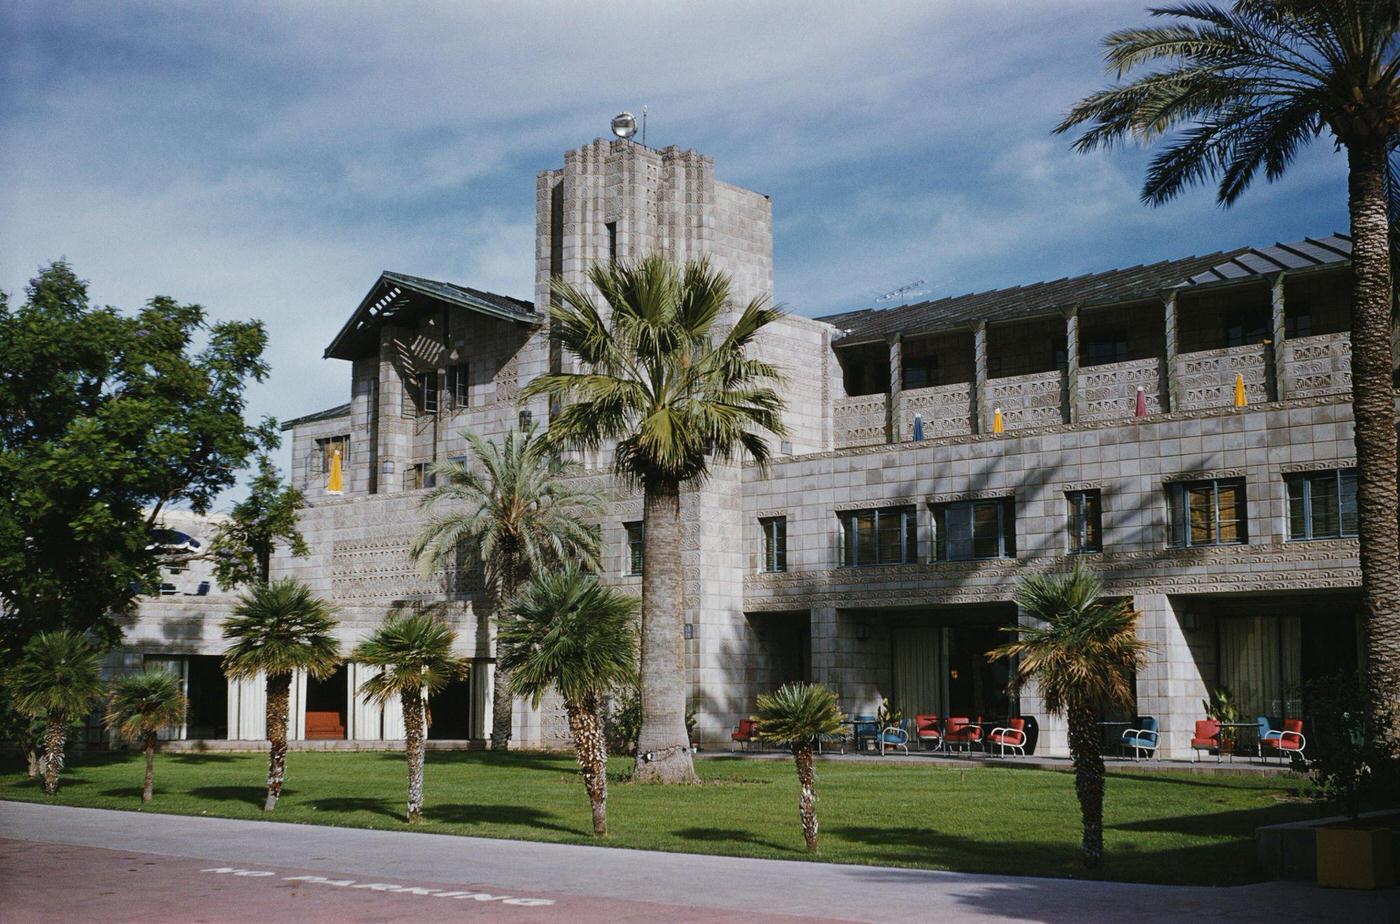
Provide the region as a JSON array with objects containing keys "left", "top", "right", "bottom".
[
  {"left": 1057, "top": 0, "right": 1400, "bottom": 724},
  {"left": 988, "top": 563, "right": 1150, "bottom": 868},
  {"left": 497, "top": 565, "right": 638, "bottom": 836},
  {"left": 754, "top": 682, "right": 846, "bottom": 852},
  {"left": 412, "top": 423, "right": 602, "bottom": 752},
  {"left": 521, "top": 256, "right": 787, "bottom": 783},
  {"left": 104, "top": 669, "right": 187, "bottom": 803},
  {"left": 351, "top": 608, "right": 469, "bottom": 824},
  {"left": 10, "top": 629, "right": 104, "bottom": 795},
  {"left": 221, "top": 578, "right": 339, "bottom": 812}
]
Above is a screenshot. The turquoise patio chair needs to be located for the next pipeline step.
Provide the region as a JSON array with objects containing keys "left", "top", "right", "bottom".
[{"left": 1120, "top": 717, "right": 1159, "bottom": 760}]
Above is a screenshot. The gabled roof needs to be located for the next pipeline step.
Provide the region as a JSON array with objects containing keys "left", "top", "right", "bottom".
[
  {"left": 324, "top": 271, "right": 538, "bottom": 360},
  {"left": 820, "top": 233, "right": 1351, "bottom": 346},
  {"left": 280, "top": 403, "right": 351, "bottom": 431}
]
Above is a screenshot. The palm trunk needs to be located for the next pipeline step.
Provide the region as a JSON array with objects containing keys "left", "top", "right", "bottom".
[
  {"left": 143, "top": 732, "right": 156, "bottom": 803},
  {"left": 25, "top": 746, "right": 39, "bottom": 779},
  {"left": 634, "top": 476, "right": 697, "bottom": 783},
  {"left": 490, "top": 555, "right": 520, "bottom": 751},
  {"left": 1067, "top": 699, "right": 1104, "bottom": 868},
  {"left": 263, "top": 672, "right": 291, "bottom": 812},
  {"left": 566, "top": 693, "right": 609, "bottom": 836},
  {"left": 41, "top": 714, "right": 66, "bottom": 795},
  {"left": 1346, "top": 139, "right": 1400, "bottom": 734},
  {"left": 793, "top": 743, "right": 819, "bottom": 851},
  {"left": 403, "top": 688, "right": 426, "bottom": 823}
]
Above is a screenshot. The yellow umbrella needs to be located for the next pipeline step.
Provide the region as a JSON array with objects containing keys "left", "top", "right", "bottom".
[
  {"left": 991, "top": 407, "right": 1005, "bottom": 434},
  {"left": 1233, "top": 372, "right": 1247, "bottom": 408},
  {"left": 326, "top": 448, "right": 344, "bottom": 494}
]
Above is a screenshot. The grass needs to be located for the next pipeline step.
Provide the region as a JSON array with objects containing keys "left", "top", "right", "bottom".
[{"left": 0, "top": 749, "right": 1329, "bottom": 885}]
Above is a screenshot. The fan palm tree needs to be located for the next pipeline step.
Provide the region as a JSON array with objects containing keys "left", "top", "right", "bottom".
[
  {"left": 754, "top": 682, "right": 845, "bottom": 852},
  {"left": 1057, "top": 0, "right": 1400, "bottom": 723},
  {"left": 351, "top": 608, "right": 469, "bottom": 823},
  {"left": 10, "top": 630, "right": 104, "bottom": 794},
  {"left": 221, "top": 578, "right": 339, "bottom": 812},
  {"left": 412, "top": 423, "right": 602, "bottom": 752},
  {"left": 497, "top": 565, "right": 638, "bottom": 836},
  {"left": 521, "top": 256, "right": 787, "bottom": 783},
  {"left": 104, "top": 669, "right": 187, "bottom": 803},
  {"left": 988, "top": 563, "right": 1150, "bottom": 868}
]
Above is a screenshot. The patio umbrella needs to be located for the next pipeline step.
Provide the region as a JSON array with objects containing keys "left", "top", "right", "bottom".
[
  {"left": 991, "top": 407, "right": 1004, "bottom": 434},
  {"left": 326, "top": 449, "right": 344, "bottom": 495},
  {"left": 1233, "top": 372, "right": 1247, "bottom": 408},
  {"left": 1134, "top": 385, "right": 1147, "bottom": 418},
  {"left": 912, "top": 413, "right": 925, "bottom": 441}
]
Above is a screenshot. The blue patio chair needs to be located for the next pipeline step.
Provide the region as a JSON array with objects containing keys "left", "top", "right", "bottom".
[
  {"left": 1256, "top": 716, "right": 1283, "bottom": 758},
  {"left": 852, "top": 714, "right": 879, "bottom": 752},
  {"left": 876, "top": 718, "right": 911, "bottom": 756},
  {"left": 1120, "top": 717, "right": 1159, "bottom": 760}
]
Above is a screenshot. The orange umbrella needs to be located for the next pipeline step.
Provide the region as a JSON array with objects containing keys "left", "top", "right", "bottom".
[
  {"left": 326, "top": 449, "right": 344, "bottom": 495},
  {"left": 991, "top": 407, "right": 1005, "bottom": 434},
  {"left": 1233, "top": 373, "right": 1247, "bottom": 408}
]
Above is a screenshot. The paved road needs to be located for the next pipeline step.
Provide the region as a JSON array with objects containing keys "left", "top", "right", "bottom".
[{"left": 0, "top": 801, "right": 1389, "bottom": 923}]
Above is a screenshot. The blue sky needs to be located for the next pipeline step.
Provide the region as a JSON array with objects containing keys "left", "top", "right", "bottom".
[{"left": 2, "top": 1, "right": 1349, "bottom": 507}]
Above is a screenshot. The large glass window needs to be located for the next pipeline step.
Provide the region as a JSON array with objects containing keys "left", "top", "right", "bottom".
[
  {"left": 760, "top": 516, "right": 787, "bottom": 573},
  {"left": 840, "top": 507, "right": 917, "bottom": 566},
  {"left": 1067, "top": 490, "right": 1102, "bottom": 553},
  {"left": 1167, "top": 478, "right": 1247, "bottom": 547},
  {"left": 405, "top": 463, "right": 436, "bottom": 491},
  {"left": 932, "top": 498, "right": 1015, "bottom": 561},
  {"left": 1286, "top": 468, "right": 1358, "bottom": 540},
  {"left": 625, "top": 521, "right": 645, "bottom": 575},
  {"left": 446, "top": 364, "right": 469, "bottom": 410}
]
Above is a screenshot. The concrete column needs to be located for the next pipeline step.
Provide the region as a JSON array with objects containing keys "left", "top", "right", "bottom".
[
  {"left": 972, "top": 320, "right": 989, "bottom": 434},
  {"left": 1016, "top": 606, "right": 1068, "bottom": 757},
  {"left": 887, "top": 334, "right": 903, "bottom": 443},
  {"left": 375, "top": 325, "right": 410, "bottom": 495},
  {"left": 1270, "top": 273, "right": 1288, "bottom": 401},
  {"left": 1132, "top": 593, "right": 1210, "bottom": 759},
  {"left": 1064, "top": 305, "right": 1081, "bottom": 424},
  {"left": 810, "top": 606, "right": 839, "bottom": 695},
  {"left": 1162, "top": 292, "right": 1180, "bottom": 412}
]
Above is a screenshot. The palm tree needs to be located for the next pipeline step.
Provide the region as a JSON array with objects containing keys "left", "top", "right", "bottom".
[
  {"left": 104, "top": 669, "right": 187, "bottom": 803},
  {"left": 10, "top": 630, "right": 104, "bottom": 794},
  {"left": 221, "top": 578, "right": 339, "bottom": 812},
  {"left": 521, "top": 256, "right": 787, "bottom": 783},
  {"left": 1057, "top": 0, "right": 1400, "bottom": 726},
  {"left": 988, "top": 563, "right": 1150, "bottom": 868},
  {"left": 411, "top": 423, "right": 602, "bottom": 752},
  {"left": 754, "top": 682, "right": 845, "bottom": 851},
  {"left": 496, "top": 565, "right": 638, "bottom": 836},
  {"left": 351, "top": 608, "right": 469, "bottom": 824}
]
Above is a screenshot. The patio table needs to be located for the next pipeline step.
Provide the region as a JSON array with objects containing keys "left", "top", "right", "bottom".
[{"left": 1214, "top": 721, "right": 1259, "bottom": 762}]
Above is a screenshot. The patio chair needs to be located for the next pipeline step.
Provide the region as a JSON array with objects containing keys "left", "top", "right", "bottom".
[
  {"left": 1260, "top": 718, "right": 1307, "bottom": 763},
  {"left": 914, "top": 714, "right": 943, "bottom": 752},
  {"left": 1256, "top": 716, "right": 1280, "bottom": 759},
  {"left": 1190, "top": 718, "right": 1222, "bottom": 763},
  {"left": 1120, "top": 717, "right": 1159, "bottom": 760},
  {"left": 989, "top": 718, "right": 1027, "bottom": 757},
  {"left": 944, "top": 715, "right": 984, "bottom": 753},
  {"left": 875, "top": 717, "right": 911, "bottom": 756},
  {"left": 730, "top": 718, "right": 759, "bottom": 752},
  {"left": 851, "top": 714, "right": 879, "bottom": 752}
]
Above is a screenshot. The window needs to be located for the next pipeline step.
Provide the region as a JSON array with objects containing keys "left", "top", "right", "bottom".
[
  {"left": 518, "top": 409, "right": 533, "bottom": 430},
  {"left": 1067, "top": 490, "right": 1102, "bottom": 553},
  {"left": 932, "top": 498, "right": 1015, "bottom": 561},
  {"left": 1286, "top": 469, "right": 1358, "bottom": 540},
  {"left": 1226, "top": 313, "right": 1269, "bottom": 347},
  {"left": 606, "top": 221, "right": 618, "bottom": 263},
  {"left": 624, "top": 522, "right": 645, "bottom": 575},
  {"left": 1083, "top": 333, "right": 1129, "bottom": 366},
  {"left": 405, "top": 463, "right": 436, "bottom": 491},
  {"left": 840, "top": 507, "right": 917, "bottom": 567},
  {"left": 404, "top": 372, "right": 438, "bottom": 415},
  {"left": 1167, "top": 478, "right": 1247, "bottom": 547},
  {"left": 314, "top": 435, "right": 349, "bottom": 473},
  {"left": 761, "top": 517, "right": 787, "bottom": 572},
  {"left": 903, "top": 356, "right": 938, "bottom": 390},
  {"left": 446, "top": 364, "right": 469, "bottom": 410}
]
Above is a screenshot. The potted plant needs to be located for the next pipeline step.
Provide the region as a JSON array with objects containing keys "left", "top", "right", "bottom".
[{"left": 1202, "top": 687, "right": 1238, "bottom": 755}]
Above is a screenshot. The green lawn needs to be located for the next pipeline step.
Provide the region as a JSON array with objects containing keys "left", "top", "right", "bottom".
[{"left": 1, "top": 750, "right": 1327, "bottom": 885}]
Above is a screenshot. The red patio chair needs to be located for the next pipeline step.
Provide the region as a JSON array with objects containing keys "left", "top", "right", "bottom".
[
  {"left": 1261, "top": 718, "right": 1306, "bottom": 763},
  {"left": 944, "top": 716, "right": 984, "bottom": 753},
  {"left": 914, "top": 714, "right": 942, "bottom": 751},
  {"left": 989, "top": 718, "right": 1026, "bottom": 757},
  {"left": 1191, "top": 718, "right": 1221, "bottom": 763},
  {"left": 730, "top": 718, "right": 759, "bottom": 752}
]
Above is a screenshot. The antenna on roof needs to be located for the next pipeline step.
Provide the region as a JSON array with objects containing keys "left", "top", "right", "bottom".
[
  {"left": 642, "top": 105, "right": 648, "bottom": 147},
  {"left": 873, "top": 280, "right": 930, "bottom": 305}
]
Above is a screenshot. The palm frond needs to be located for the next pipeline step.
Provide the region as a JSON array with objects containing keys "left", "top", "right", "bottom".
[
  {"left": 105, "top": 669, "right": 187, "bottom": 741},
  {"left": 10, "top": 630, "right": 104, "bottom": 719},
  {"left": 351, "top": 606, "right": 468, "bottom": 704},
  {"left": 220, "top": 578, "right": 341, "bottom": 680},
  {"left": 755, "top": 682, "right": 845, "bottom": 744}
]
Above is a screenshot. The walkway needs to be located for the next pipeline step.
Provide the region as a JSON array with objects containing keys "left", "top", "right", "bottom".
[{"left": 0, "top": 802, "right": 1387, "bottom": 922}]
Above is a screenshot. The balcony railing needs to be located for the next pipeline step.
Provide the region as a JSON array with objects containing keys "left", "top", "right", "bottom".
[
  {"left": 988, "top": 370, "right": 1065, "bottom": 431},
  {"left": 1283, "top": 332, "right": 1351, "bottom": 399},
  {"left": 899, "top": 382, "right": 974, "bottom": 440},
  {"left": 1174, "top": 343, "right": 1270, "bottom": 411},
  {"left": 834, "top": 394, "right": 888, "bottom": 449},
  {"left": 1080, "top": 357, "right": 1165, "bottom": 422}
]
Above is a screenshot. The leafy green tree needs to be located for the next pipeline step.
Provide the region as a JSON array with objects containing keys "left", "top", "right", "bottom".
[
  {"left": 1057, "top": 0, "right": 1400, "bottom": 726},
  {"left": 497, "top": 566, "right": 638, "bottom": 835},
  {"left": 351, "top": 608, "right": 468, "bottom": 824},
  {"left": 411, "top": 424, "right": 601, "bottom": 751},
  {"left": 10, "top": 630, "right": 104, "bottom": 794},
  {"left": 221, "top": 579, "right": 340, "bottom": 812},
  {"left": 104, "top": 669, "right": 187, "bottom": 803},
  {"left": 0, "top": 261, "right": 270, "bottom": 651},
  {"left": 521, "top": 256, "right": 787, "bottom": 783},
  {"left": 988, "top": 563, "right": 1149, "bottom": 868},
  {"left": 754, "top": 683, "right": 845, "bottom": 851},
  {"left": 209, "top": 448, "right": 308, "bottom": 588}
]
